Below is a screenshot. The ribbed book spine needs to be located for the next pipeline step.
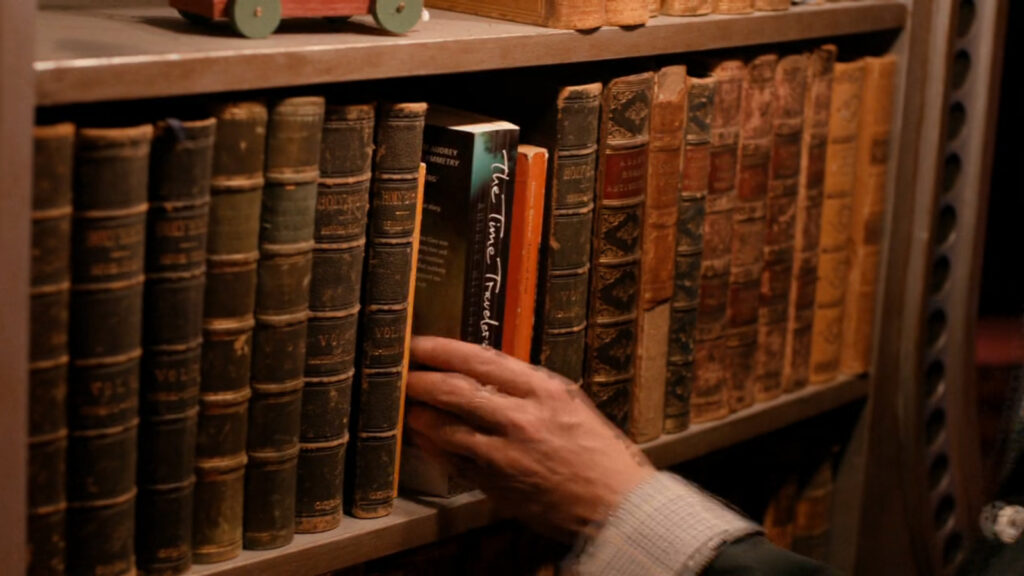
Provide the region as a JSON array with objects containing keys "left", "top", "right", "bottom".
[
  {"left": 725, "top": 54, "right": 776, "bottom": 412},
  {"left": 783, "top": 45, "right": 836, "bottom": 392},
  {"left": 754, "top": 0, "right": 789, "bottom": 10},
  {"left": 693, "top": 60, "right": 743, "bottom": 423},
  {"left": 753, "top": 55, "right": 806, "bottom": 402},
  {"left": 532, "top": 83, "right": 602, "bottom": 385},
  {"left": 809, "top": 61, "right": 865, "bottom": 384},
  {"left": 68, "top": 124, "right": 153, "bottom": 576},
  {"left": 347, "top": 102, "right": 427, "bottom": 518},
  {"left": 246, "top": 96, "right": 325, "bottom": 550},
  {"left": 138, "top": 117, "right": 215, "bottom": 575},
  {"left": 194, "top": 101, "right": 266, "bottom": 564},
  {"left": 296, "top": 103, "right": 373, "bottom": 533},
  {"left": 606, "top": 0, "right": 649, "bottom": 25},
  {"left": 28, "top": 122, "right": 74, "bottom": 576},
  {"left": 665, "top": 76, "right": 714, "bottom": 434},
  {"left": 713, "top": 0, "right": 754, "bottom": 13},
  {"left": 585, "top": 72, "right": 654, "bottom": 431},
  {"left": 661, "top": 0, "right": 712, "bottom": 15}
]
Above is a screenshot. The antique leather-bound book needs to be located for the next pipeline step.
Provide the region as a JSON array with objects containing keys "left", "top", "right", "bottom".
[
  {"left": 713, "top": 0, "right": 754, "bottom": 14},
  {"left": 754, "top": 0, "right": 789, "bottom": 10},
  {"left": 753, "top": 54, "right": 807, "bottom": 403},
  {"left": 347, "top": 103, "right": 427, "bottom": 518},
  {"left": 809, "top": 60, "right": 865, "bottom": 384},
  {"left": 68, "top": 124, "right": 152, "bottom": 576},
  {"left": 531, "top": 83, "right": 602, "bottom": 385},
  {"left": 649, "top": 0, "right": 661, "bottom": 16},
  {"left": 585, "top": 72, "right": 654, "bottom": 430},
  {"left": 138, "top": 117, "right": 215, "bottom": 575},
  {"left": 783, "top": 45, "right": 836, "bottom": 393},
  {"left": 194, "top": 101, "right": 266, "bottom": 564},
  {"left": 840, "top": 55, "right": 896, "bottom": 375},
  {"left": 661, "top": 0, "right": 711, "bottom": 15},
  {"left": 503, "top": 145, "right": 548, "bottom": 363},
  {"left": 725, "top": 54, "right": 776, "bottom": 412},
  {"left": 296, "top": 103, "right": 373, "bottom": 533},
  {"left": 606, "top": 0, "right": 649, "bottom": 25},
  {"left": 28, "top": 122, "right": 74, "bottom": 576},
  {"left": 633, "top": 66, "right": 686, "bottom": 442},
  {"left": 246, "top": 96, "right": 325, "bottom": 550},
  {"left": 692, "top": 60, "right": 743, "bottom": 424},
  {"left": 763, "top": 477, "right": 799, "bottom": 550},
  {"left": 791, "top": 458, "right": 835, "bottom": 561},
  {"left": 423, "top": 0, "right": 603, "bottom": 29},
  {"left": 664, "top": 75, "right": 714, "bottom": 434}
]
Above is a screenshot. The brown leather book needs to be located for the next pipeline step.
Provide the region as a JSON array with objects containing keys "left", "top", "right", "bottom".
[
  {"left": 713, "top": 0, "right": 754, "bottom": 14},
  {"left": 784, "top": 45, "right": 836, "bottom": 393},
  {"left": 424, "top": 0, "right": 604, "bottom": 29},
  {"left": 754, "top": 0, "right": 790, "bottom": 10},
  {"left": 585, "top": 72, "right": 654, "bottom": 431},
  {"left": 840, "top": 55, "right": 897, "bottom": 375},
  {"left": 138, "top": 116, "right": 215, "bottom": 576},
  {"left": 348, "top": 103, "right": 427, "bottom": 518},
  {"left": 28, "top": 122, "right": 74, "bottom": 576},
  {"left": 692, "top": 60, "right": 743, "bottom": 423},
  {"left": 606, "top": 0, "right": 650, "bottom": 25},
  {"left": 68, "top": 124, "right": 152, "bottom": 576},
  {"left": 665, "top": 74, "right": 715, "bottom": 434},
  {"left": 763, "top": 477, "right": 799, "bottom": 550},
  {"left": 792, "top": 458, "right": 835, "bottom": 561},
  {"left": 662, "top": 0, "right": 711, "bottom": 15},
  {"left": 649, "top": 0, "right": 662, "bottom": 16},
  {"left": 633, "top": 66, "right": 686, "bottom": 442},
  {"left": 725, "top": 54, "right": 776, "bottom": 412},
  {"left": 297, "top": 103, "right": 374, "bottom": 534},
  {"left": 809, "top": 60, "right": 865, "bottom": 384},
  {"left": 753, "top": 54, "right": 807, "bottom": 403},
  {"left": 503, "top": 145, "right": 548, "bottom": 363},
  {"left": 194, "top": 101, "right": 266, "bottom": 564},
  {"left": 246, "top": 96, "right": 325, "bottom": 550}
]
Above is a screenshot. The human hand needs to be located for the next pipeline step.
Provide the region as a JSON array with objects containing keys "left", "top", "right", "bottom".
[{"left": 403, "top": 336, "right": 655, "bottom": 540}]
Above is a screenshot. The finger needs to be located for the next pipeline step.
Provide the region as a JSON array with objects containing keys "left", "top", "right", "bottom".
[
  {"left": 410, "top": 336, "right": 545, "bottom": 398},
  {"left": 404, "top": 403, "right": 505, "bottom": 462},
  {"left": 407, "top": 370, "right": 523, "bottom": 431}
]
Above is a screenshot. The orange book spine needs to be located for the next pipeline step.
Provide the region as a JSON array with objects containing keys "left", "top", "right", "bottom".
[{"left": 503, "top": 145, "right": 549, "bottom": 363}]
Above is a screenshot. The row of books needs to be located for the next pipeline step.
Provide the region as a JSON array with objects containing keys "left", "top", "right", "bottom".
[{"left": 427, "top": 0, "right": 859, "bottom": 30}]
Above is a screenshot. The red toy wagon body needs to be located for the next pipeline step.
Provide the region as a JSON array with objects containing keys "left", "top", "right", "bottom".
[{"left": 171, "top": 0, "right": 422, "bottom": 38}]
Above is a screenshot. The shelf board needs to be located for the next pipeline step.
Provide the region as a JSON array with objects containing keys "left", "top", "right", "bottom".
[
  {"left": 35, "top": 2, "right": 905, "bottom": 106},
  {"left": 190, "top": 375, "right": 867, "bottom": 576}
]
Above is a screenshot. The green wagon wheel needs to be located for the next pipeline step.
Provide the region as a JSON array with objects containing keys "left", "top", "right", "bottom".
[
  {"left": 372, "top": 0, "right": 422, "bottom": 34},
  {"left": 177, "top": 9, "right": 213, "bottom": 25},
  {"left": 230, "top": 0, "right": 282, "bottom": 39}
]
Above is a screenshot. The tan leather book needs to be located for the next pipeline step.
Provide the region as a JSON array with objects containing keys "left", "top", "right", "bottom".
[
  {"left": 763, "top": 477, "right": 799, "bottom": 550},
  {"left": 725, "top": 54, "right": 776, "bottom": 412},
  {"left": 839, "top": 55, "right": 896, "bottom": 375},
  {"left": 754, "top": 0, "right": 790, "bottom": 10},
  {"left": 607, "top": 0, "right": 650, "bottom": 25},
  {"left": 424, "top": 0, "right": 604, "bottom": 29},
  {"left": 662, "top": 0, "right": 711, "bottom": 15},
  {"left": 713, "top": 0, "right": 754, "bottom": 14},
  {"left": 632, "top": 66, "right": 686, "bottom": 442},
  {"left": 784, "top": 45, "right": 836, "bottom": 393},
  {"left": 792, "top": 458, "right": 835, "bottom": 561},
  {"left": 650, "top": 0, "right": 662, "bottom": 16},
  {"left": 809, "top": 60, "right": 864, "bottom": 384}
]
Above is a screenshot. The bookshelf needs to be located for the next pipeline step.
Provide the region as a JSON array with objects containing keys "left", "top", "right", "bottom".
[{"left": 2, "top": 0, "right": 991, "bottom": 574}]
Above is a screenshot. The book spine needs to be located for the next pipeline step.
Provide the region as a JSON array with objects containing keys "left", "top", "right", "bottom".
[
  {"left": 194, "top": 101, "right": 266, "bottom": 564},
  {"left": 784, "top": 45, "right": 836, "bottom": 393},
  {"left": 68, "top": 124, "right": 153, "bottom": 576},
  {"left": 791, "top": 459, "right": 835, "bottom": 561},
  {"left": 138, "top": 117, "right": 215, "bottom": 575},
  {"left": 840, "top": 55, "right": 896, "bottom": 375},
  {"left": 693, "top": 60, "right": 744, "bottom": 423},
  {"left": 245, "top": 96, "right": 325, "bottom": 550},
  {"left": 348, "top": 102, "right": 427, "bottom": 518},
  {"left": 29, "top": 122, "right": 74, "bottom": 576},
  {"left": 754, "top": 0, "right": 789, "bottom": 10},
  {"left": 297, "top": 103, "right": 374, "bottom": 533},
  {"left": 633, "top": 66, "right": 686, "bottom": 442},
  {"left": 810, "top": 61, "right": 865, "bottom": 384},
  {"left": 665, "top": 76, "right": 714, "bottom": 434},
  {"left": 585, "top": 72, "right": 654, "bottom": 431},
  {"left": 548, "top": 0, "right": 606, "bottom": 28},
  {"left": 605, "top": 0, "right": 649, "bottom": 25},
  {"left": 649, "top": 0, "right": 662, "bottom": 16},
  {"left": 503, "top": 145, "right": 548, "bottom": 363},
  {"left": 533, "top": 83, "right": 602, "bottom": 385},
  {"left": 763, "top": 478, "right": 799, "bottom": 550},
  {"left": 753, "top": 55, "right": 806, "bottom": 403},
  {"left": 713, "top": 0, "right": 754, "bottom": 14},
  {"left": 661, "top": 0, "right": 712, "bottom": 15}
]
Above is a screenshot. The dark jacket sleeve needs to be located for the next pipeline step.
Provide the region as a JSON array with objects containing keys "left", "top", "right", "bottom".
[{"left": 702, "top": 536, "right": 843, "bottom": 576}]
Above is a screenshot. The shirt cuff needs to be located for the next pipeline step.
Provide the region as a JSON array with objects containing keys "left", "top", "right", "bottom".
[{"left": 571, "top": 471, "right": 761, "bottom": 576}]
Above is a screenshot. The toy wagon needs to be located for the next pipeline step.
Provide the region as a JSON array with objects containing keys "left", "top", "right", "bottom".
[{"left": 171, "top": 0, "right": 423, "bottom": 38}]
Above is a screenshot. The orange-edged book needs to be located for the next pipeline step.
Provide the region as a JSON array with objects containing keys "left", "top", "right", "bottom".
[{"left": 503, "top": 145, "right": 549, "bottom": 363}]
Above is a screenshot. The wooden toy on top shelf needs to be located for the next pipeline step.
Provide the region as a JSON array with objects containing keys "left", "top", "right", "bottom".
[{"left": 172, "top": 0, "right": 424, "bottom": 38}]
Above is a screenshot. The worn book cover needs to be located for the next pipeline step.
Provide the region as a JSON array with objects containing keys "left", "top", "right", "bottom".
[{"left": 662, "top": 0, "right": 712, "bottom": 15}]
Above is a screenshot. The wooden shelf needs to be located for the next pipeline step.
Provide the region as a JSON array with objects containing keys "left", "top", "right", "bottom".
[
  {"left": 190, "top": 375, "right": 867, "bottom": 576},
  {"left": 35, "top": 2, "right": 905, "bottom": 106}
]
